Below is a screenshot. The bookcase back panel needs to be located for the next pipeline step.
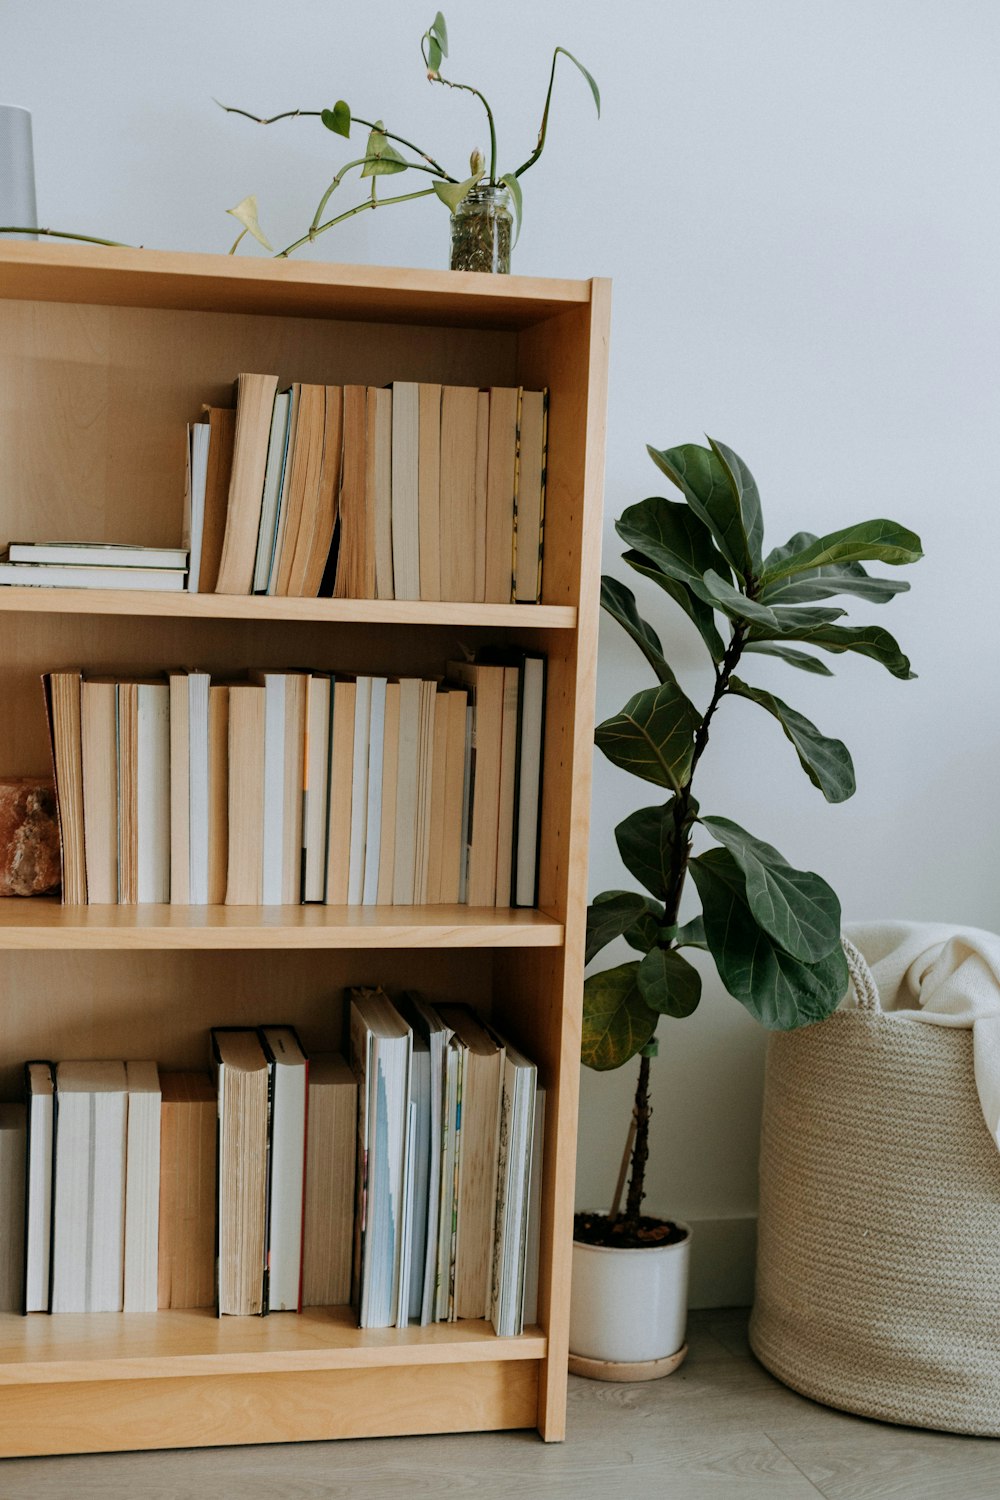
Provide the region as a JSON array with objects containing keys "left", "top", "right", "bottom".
[
  {"left": 0, "top": 948, "right": 496, "bottom": 1096},
  {"left": 0, "top": 299, "right": 516, "bottom": 553}
]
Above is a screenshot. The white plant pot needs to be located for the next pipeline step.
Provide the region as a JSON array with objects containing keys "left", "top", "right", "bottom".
[{"left": 569, "top": 1215, "right": 691, "bottom": 1380}]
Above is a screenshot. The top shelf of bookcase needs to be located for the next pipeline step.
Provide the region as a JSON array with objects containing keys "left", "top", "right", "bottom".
[{"left": 0, "top": 243, "right": 597, "bottom": 330}]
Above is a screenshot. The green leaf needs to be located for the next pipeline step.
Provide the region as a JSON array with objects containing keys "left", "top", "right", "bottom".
[
  {"left": 690, "top": 848, "right": 849, "bottom": 1029},
  {"left": 700, "top": 815, "right": 842, "bottom": 962},
  {"left": 361, "top": 122, "right": 408, "bottom": 177},
  {"left": 432, "top": 10, "right": 449, "bottom": 55},
  {"left": 614, "top": 801, "right": 675, "bottom": 899},
  {"left": 752, "top": 622, "right": 915, "bottom": 681},
  {"left": 225, "top": 194, "right": 272, "bottom": 250},
  {"left": 432, "top": 171, "right": 482, "bottom": 211},
  {"left": 553, "top": 46, "right": 601, "bottom": 116},
  {"left": 761, "top": 520, "right": 923, "bottom": 586},
  {"left": 743, "top": 642, "right": 834, "bottom": 676},
  {"left": 707, "top": 437, "right": 765, "bottom": 575},
  {"left": 499, "top": 171, "right": 522, "bottom": 245},
  {"left": 426, "top": 36, "right": 443, "bottom": 72},
  {"left": 586, "top": 890, "right": 665, "bottom": 965},
  {"left": 646, "top": 442, "right": 759, "bottom": 581},
  {"left": 637, "top": 946, "right": 702, "bottom": 1017},
  {"left": 698, "top": 569, "right": 779, "bottom": 628},
  {"left": 581, "top": 962, "right": 658, "bottom": 1069},
  {"left": 765, "top": 604, "right": 848, "bottom": 630},
  {"left": 760, "top": 534, "right": 910, "bottom": 605},
  {"left": 321, "top": 101, "right": 352, "bottom": 138},
  {"left": 616, "top": 495, "right": 732, "bottom": 597},
  {"left": 728, "top": 677, "right": 856, "bottom": 802},
  {"left": 624, "top": 550, "right": 726, "bottom": 662},
  {"left": 600, "top": 575, "right": 676, "bottom": 685},
  {"left": 675, "top": 914, "right": 708, "bottom": 949},
  {"left": 595, "top": 683, "right": 702, "bottom": 791}
]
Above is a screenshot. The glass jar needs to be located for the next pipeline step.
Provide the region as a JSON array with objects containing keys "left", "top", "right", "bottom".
[{"left": 449, "top": 184, "right": 512, "bottom": 274}]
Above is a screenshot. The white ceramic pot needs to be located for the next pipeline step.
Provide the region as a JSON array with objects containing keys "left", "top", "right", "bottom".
[{"left": 569, "top": 1216, "right": 691, "bottom": 1370}]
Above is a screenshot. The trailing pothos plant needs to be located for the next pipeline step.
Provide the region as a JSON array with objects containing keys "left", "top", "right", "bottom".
[{"left": 578, "top": 437, "right": 922, "bottom": 1249}]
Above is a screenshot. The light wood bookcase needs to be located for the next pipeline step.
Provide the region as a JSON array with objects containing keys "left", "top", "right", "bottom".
[{"left": 0, "top": 243, "right": 609, "bottom": 1457}]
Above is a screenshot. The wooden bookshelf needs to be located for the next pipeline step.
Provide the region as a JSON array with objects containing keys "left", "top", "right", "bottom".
[{"left": 0, "top": 243, "right": 609, "bottom": 1456}]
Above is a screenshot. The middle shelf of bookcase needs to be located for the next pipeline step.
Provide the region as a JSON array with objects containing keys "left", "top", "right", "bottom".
[{"left": 0, "top": 902, "right": 564, "bottom": 950}]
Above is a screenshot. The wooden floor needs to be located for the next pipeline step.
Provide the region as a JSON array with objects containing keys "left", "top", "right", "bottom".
[{"left": 3, "top": 1309, "right": 1000, "bottom": 1498}]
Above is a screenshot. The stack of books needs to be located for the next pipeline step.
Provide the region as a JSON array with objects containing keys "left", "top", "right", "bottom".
[
  {"left": 0, "top": 543, "right": 189, "bottom": 592},
  {"left": 0, "top": 995, "right": 543, "bottom": 1337},
  {"left": 43, "top": 653, "right": 546, "bottom": 909},
  {"left": 188, "top": 376, "right": 548, "bottom": 604}
]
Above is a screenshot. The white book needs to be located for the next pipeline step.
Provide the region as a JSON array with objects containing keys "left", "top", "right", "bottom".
[
  {"left": 391, "top": 382, "right": 420, "bottom": 600},
  {"left": 392, "top": 679, "right": 421, "bottom": 905},
  {"left": 123, "top": 1060, "right": 161, "bottom": 1313},
  {"left": 362, "top": 677, "right": 387, "bottom": 905},
  {"left": 436, "top": 1035, "right": 464, "bottom": 1322},
  {"left": 258, "top": 673, "right": 286, "bottom": 906},
  {"left": 8, "top": 542, "right": 190, "bottom": 569},
  {"left": 137, "top": 682, "right": 170, "bottom": 903},
  {"left": 184, "top": 422, "right": 211, "bottom": 591},
  {"left": 348, "top": 678, "right": 372, "bottom": 905},
  {"left": 0, "top": 1104, "right": 26, "bottom": 1313},
  {"left": 52, "top": 1061, "right": 128, "bottom": 1313},
  {"left": 260, "top": 1027, "right": 308, "bottom": 1312},
  {"left": 393, "top": 992, "right": 451, "bottom": 1324},
  {"left": 187, "top": 671, "right": 211, "bottom": 905},
  {"left": 395, "top": 1098, "right": 418, "bottom": 1327},
  {"left": 302, "top": 675, "right": 331, "bottom": 902},
  {"left": 489, "top": 1040, "right": 537, "bottom": 1337},
  {"left": 24, "top": 1061, "right": 55, "bottom": 1313},
  {"left": 0, "top": 563, "right": 186, "bottom": 590},
  {"left": 521, "top": 1086, "right": 546, "bottom": 1328},
  {"left": 253, "top": 390, "right": 292, "bottom": 594}
]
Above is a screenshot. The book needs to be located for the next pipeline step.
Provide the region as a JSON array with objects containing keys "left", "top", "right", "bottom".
[
  {"left": 521, "top": 1086, "right": 546, "bottom": 1328},
  {"left": 349, "top": 987, "right": 413, "bottom": 1329},
  {"left": 43, "top": 670, "right": 87, "bottom": 904},
  {"left": 325, "top": 678, "right": 356, "bottom": 906},
  {"left": 251, "top": 388, "right": 293, "bottom": 594},
  {"left": 514, "top": 389, "right": 548, "bottom": 603},
  {"left": 197, "top": 406, "right": 237, "bottom": 594},
  {"left": 394, "top": 993, "right": 451, "bottom": 1324},
  {"left": 225, "top": 684, "right": 266, "bottom": 904},
  {"left": 439, "top": 385, "right": 480, "bottom": 602},
  {"left": 273, "top": 384, "right": 325, "bottom": 597},
  {"left": 168, "top": 670, "right": 210, "bottom": 906},
  {"left": 495, "top": 665, "right": 521, "bottom": 909},
  {"left": 489, "top": 1038, "right": 537, "bottom": 1337},
  {"left": 252, "top": 672, "right": 306, "bottom": 906},
  {"left": 212, "top": 1028, "right": 270, "bottom": 1316},
  {"left": 424, "top": 690, "right": 450, "bottom": 905},
  {"left": 24, "top": 1061, "right": 55, "bottom": 1313},
  {"left": 375, "top": 680, "right": 400, "bottom": 904},
  {"left": 439, "top": 687, "right": 470, "bottom": 905},
  {"left": 81, "top": 678, "right": 118, "bottom": 904},
  {"left": 391, "top": 382, "right": 420, "bottom": 600},
  {"left": 301, "top": 1054, "right": 357, "bottom": 1307},
  {"left": 51, "top": 1060, "right": 128, "bottom": 1313},
  {"left": 513, "top": 654, "right": 546, "bottom": 907},
  {"left": 391, "top": 678, "right": 421, "bottom": 905},
  {"left": 412, "top": 680, "right": 437, "bottom": 905},
  {"left": 484, "top": 386, "right": 519, "bottom": 603},
  {"left": 302, "top": 674, "right": 332, "bottom": 903},
  {"left": 259, "top": 1026, "right": 308, "bottom": 1313},
  {"left": 123, "top": 1060, "right": 161, "bottom": 1313},
  {"left": 417, "top": 383, "right": 442, "bottom": 601},
  {"left": 0, "top": 563, "right": 186, "bottom": 590},
  {"left": 346, "top": 677, "right": 372, "bottom": 906},
  {"left": 446, "top": 661, "right": 505, "bottom": 907},
  {"left": 157, "top": 1071, "right": 217, "bottom": 1309},
  {"left": 474, "top": 391, "right": 489, "bottom": 603},
  {"left": 297, "top": 385, "right": 344, "bottom": 599},
  {"left": 435, "top": 1030, "right": 464, "bottom": 1321},
  {"left": 7, "top": 543, "right": 190, "bottom": 569},
  {"left": 0, "top": 1104, "right": 26, "bottom": 1313},
  {"left": 184, "top": 421, "right": 211, "bottom": 591},
  {"left": 207, "top": 684, "right": 230, "bottom": 905},
  {"left": 333, "top": 385, "right": 372, "bottom": 600},
  {"left": 215, "top": 372, "right": 280, "bottom": 595},
  {"left": 362, "top": 677, "right": 387, "bottom": 906},
  {"left": 436, "top": 1006, "right": 504, "bottom": 1321},
  {"left": 370, "top": 386, "right": 394, "bottom": 601},
  {"left": 135, "top": 682, "right": 171, "bottom": 904}
]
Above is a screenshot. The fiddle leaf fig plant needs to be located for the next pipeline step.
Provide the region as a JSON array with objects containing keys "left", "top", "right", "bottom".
[{"left": 582, "top": 437, "right": 922, "bottom": 1242}]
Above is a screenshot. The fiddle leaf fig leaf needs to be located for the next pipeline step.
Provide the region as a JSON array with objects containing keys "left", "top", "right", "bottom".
[
  {"left": 361, "top": 122, "right": 408, "bottom": 177},
  {"left": 761, "top": 520, "right": 923, "bottom": 586},
  {"left": 706, "top": 436, "right": 765, "bottom": 576},
  {"left": 753, "top": 622, "right": 915, "bottom": 680},
  {"left": 690, "top": 848, "right": 849, "bottom": 1029},
  {"left": 596, "top": 683, "right": 701, "bottom": 791},
  {"left": 321, "top": 101, "right": 352, "bottom": 138},
  {"left": 700, "top": 815, "right": 841, "bottom": 962},
  {"left": 729, "top": 678, "right": 856, "bottom": 803},
  {"left": 432, "top": 170, "right": 482, "bottom": 210},
  {"left": 624, "top": 550, "right": 726, "bottom": 662},
  {"left": 616, "top": 496, "right": 732, "bottom": 599},
  {"left": 646, "top": 442, "right": 761, "bottom": 581},
  {"left": 744, "top": 642, "right": 834, "bottom": 675},
  {"left": 581, "top": 962, "right": 658, "bottom": 1070},
  {"left": 499, "top": 172, "right": 523, "bottom": 244},
  {"left": 698, "top": 569, "right": 779, "bottom": 628},
  {"left": 760, "top": 535, "right": 910, "bottom": 605},
  {"left": 600, "top": 575, "right": 677, "bottom": 685},
  {"left": 675, "top": 914, "right": 708, "bottom": 949},
  {"left": 766, "top": 605, "right": 848, "bottom": 630},
  {"left": 226, "top": 195, "right": 272, "bottom": 250},
  {"left": 586, "top": 890, "right": 665, "bottom": 965},
  {"left": 637, "top": 946, "right": 702, "bottom": 1017},
  {"left": 615, "top": 801, "right": 674, "bottom": 898}
]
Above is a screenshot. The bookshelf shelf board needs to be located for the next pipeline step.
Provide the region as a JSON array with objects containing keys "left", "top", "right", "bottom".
[
  {"left": 0, "top": 588, "right": 577, "bottom": 629},
  {"left": 0, "top": 1308, "right": 546, "bottom": 1386},
  {"left": 0, "top": 900, "right": 564, "bottom": 951}
]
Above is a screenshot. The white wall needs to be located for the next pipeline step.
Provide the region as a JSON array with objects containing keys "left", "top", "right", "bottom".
[{"left": 5, "top": 0, "right": 998, "bottom": 1303}]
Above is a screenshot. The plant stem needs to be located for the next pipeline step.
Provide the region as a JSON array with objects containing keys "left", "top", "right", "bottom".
[
  {"left": 428, "top": 74, "right": 498, "bottom": 182},
  {"left": 0, "top": 226, "right": 132, "bottom": 247},
  {"left": 624, "top": 1054, "right": 652, "bottom": 1222},
  {"left": 217, "top": 102, "right": 456, "bottom": 180},
  {"left": 275, "top": 185, "right": 436, "bottom": 258}
]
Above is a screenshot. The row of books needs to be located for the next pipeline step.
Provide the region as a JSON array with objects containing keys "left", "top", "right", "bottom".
[
  {"left": 187, "top": 377, "right": 548, "bottom": 603},
  {"left": 0, "top": 542, "right": 190, "bottom": 591},
  {"left": 0, "top": 994, "right": 544, "bottom": 1337},
  {"left": 44, "top": 652, "right": 545, "bottom": 909}
]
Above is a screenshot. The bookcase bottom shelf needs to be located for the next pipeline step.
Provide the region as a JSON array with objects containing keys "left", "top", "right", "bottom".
[{"left": 0, "top": 1308, "right": 547, "bottom": 1455}]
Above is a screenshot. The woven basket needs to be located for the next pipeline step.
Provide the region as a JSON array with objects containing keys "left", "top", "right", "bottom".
[{"left": 750, "top": 938, "right": 1000, "bottom": 1435}]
